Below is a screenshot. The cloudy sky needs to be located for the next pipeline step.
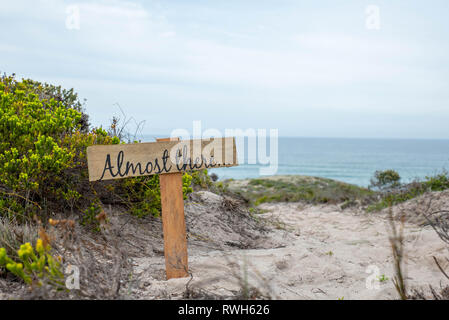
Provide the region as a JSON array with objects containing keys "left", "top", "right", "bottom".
[{"left": 1, "top": 0, "right": 448, "bottom": 138}]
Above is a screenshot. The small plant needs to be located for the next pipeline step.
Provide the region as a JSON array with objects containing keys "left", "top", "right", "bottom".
[
  {"left": 388, "top": 208, "right": 407, "bottom": 300},
  {"left": 370, "top": 170, "right": 401, "bottom": 191},
  {"left": 182, "top": 173, "right": 193, "bottom": 199},
  {"left": 121, "top": 172, "right": 194, "bottom": 218},
  {"left": 80, "top": 202, "right": 103, "bottom": 231},
  {"left": 0, "top": 217, "right": 38, "bottom": 258},
  {"left": 213, "top": 180, "right": 229, "bottom": 195},
  {"left": 191, "top": 169, "right": 212, "bottom": 189},
  {"left": 62, "top": 189, "right": 81, "bottom": 213},
  {"left": 377, "top": 274, "right": 389, "bottom": 282},
  {"left": 326, "top": 251, "right": 334, "bottom": 256},
  {"left": 254, "top": 195, "right": 269, "bottom": 206},
  {"left": 425, "top": 170, "right": 449, "bottom": 191},
  {"left": 210, "top": 173, "right": 218, "bottom": 182},
  {"left": 0, "top": 238, "right": 64, "bottom": 288},
  {"left": 367, "top": 171, "right": 449, "bottom": 212}
]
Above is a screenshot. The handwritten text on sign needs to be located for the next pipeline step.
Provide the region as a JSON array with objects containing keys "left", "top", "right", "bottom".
[{"left": 86, "top": 137, "right": 237, "bottom": 181}]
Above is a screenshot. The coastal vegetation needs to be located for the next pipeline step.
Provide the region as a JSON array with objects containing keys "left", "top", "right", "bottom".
[
  {"left": 369, "top": 169, "right": 401, "bottom": 191},
  {"left": 223, "top": 170, "right": 449, "bottom": 214},
  {"left": 0, "top": 74, "right": 197, "bottom": 292},
  {"left": 366, "top": 170, "right": 449, "bottom": 212},
  {"left": 225, "top": 175, "right": 375, "bottom": 208},
  {"left": 0, "top": 73, "right": 194, "bottom": 224},
  {"left": 0, "top": 73, "right": 447, "bottom": 299}
]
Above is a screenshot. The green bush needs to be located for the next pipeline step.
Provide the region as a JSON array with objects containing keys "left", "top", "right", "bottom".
[
  {"left": 369, "top": 170, "right": 401, "bottom": 191},
  {"left": 191, "top": 169, "right": 212, "bottom": 189},
  {"left": 80, "top": 201, "right": 103, "bottom": 231},
  {"left": 117, "top": 173, "right": 193, "bottom": 218},
  {"left": 425, "top": 170, "right": 449, "bottom": 191},
  {"left": 0, "top": 74, "right": 117, "bottom": 220},
  {"left": 0, "top": 73, "right": 89, "bottom": 132},
  {"left": 245, "top": 177, "right": 374, "bottom": 205},
  {"left": 367, "top": 170, "right": 449, "bottom": 212},
  {"left": 183, "top": 173, "right": 194, "bottom": 197},
  {"left": 0, "top": 73, "right": 193, "bottom": 224},
  {"left": 120, "top": 175, "right": 161, "bottom": 218},
  {"left": 0, "top": 238, "right": 64, "bottom": 288}
]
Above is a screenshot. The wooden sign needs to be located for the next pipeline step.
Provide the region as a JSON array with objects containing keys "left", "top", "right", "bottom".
[
  {"left": 87, "top": 137, "right": 237, "bottom": 182},
  {"left": 86, "top": 137, "right": 238, "bottom": 279}
]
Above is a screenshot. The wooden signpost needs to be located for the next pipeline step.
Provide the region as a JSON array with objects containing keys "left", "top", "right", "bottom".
[{"left": 86, "top": 137, "right": 238, "bottom": 279}]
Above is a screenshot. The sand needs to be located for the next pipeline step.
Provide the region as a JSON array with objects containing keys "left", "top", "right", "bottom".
[
  {"left": 1, "top": 190, "right": 447, "bottom": 300},
  {"left": 128, "top": 191, "right": 449, "bottom": 300}
]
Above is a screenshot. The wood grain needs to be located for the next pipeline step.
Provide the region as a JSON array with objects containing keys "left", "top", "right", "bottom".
[
  {"left": 86, "top": 137, "right": 238, "bottom": 280},
  {"left": 86, "top": 137, "right": 237, "bottom": 181},
  {"left": 157, "top": 138, "right": 189, "bottom": 280}
]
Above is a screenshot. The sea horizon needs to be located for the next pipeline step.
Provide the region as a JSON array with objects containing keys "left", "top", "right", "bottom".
[
  {"left": 140, "top": 134, "right": 449, "bottom": 142},
  {"left": 140, "top": 135, "right": 449, "bottom": 187}
]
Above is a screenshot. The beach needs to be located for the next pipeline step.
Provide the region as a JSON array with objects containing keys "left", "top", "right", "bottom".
[
  {"left": 1, "top": 174, "right": 448, "bottom": 300},
  {"left": 126, "top": 190, "right": 448, "bottom": 300}
]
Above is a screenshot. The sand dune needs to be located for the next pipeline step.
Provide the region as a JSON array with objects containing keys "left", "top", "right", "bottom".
[{"left": 129, "top": 191, "right": 448, "bottom": 300}]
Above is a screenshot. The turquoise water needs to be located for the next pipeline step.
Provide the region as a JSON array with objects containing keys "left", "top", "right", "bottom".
[{"left": 207, "top": 137, "right": 449, "bottom": 187}]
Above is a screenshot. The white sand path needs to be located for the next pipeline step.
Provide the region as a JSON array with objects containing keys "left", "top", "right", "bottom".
[{"left": 132, "top": 200, "right": 448, "bottom": 300}]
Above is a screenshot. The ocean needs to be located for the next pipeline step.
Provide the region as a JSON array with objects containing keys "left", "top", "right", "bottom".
[
  {"left": 206, "top": 137, "right": 449, "bottom": 187},
  {"left": 142, "top": 136, "right": 449, "bottom": 187}
]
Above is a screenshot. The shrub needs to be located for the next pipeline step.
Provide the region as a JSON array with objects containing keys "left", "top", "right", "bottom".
[
  {"left": 424, "top": 170, "right": 449, "bottom": 191},
  {"left": 0, "top": 74, "right": 117, "bottom": 220},
  {"left": 118, "top": 173, "right": 193, "bottom": 218},
  {"left": 0, "top": 238, "right": 64, "bottom": 288},
  {"left": 0, "top": 73, "right": 194, "bottom": 225},
  {"left": 242, "top": 177, "right": 374, "bottom": 206},
  {"left": 0, "top": 73, "right": 89, "bottom": 132},
  {"left": 120, "top": 175, "right": 161, "bottom": 218},
  {"left": 370, "top": 170, "right": 401, "bottom": 191},
  {"left": 0, "top": 217, "right": 38, "bottom": 258},
  {"left": 367, "top": 170, "right": 449, "bottom": 212},
  {"left": 191, "top": 169, "right": 212, "bottom": 189},
  {"left": 80, "top": 202, "right": 103, "bottom": 231},
  {"left": 182, "top": 173, "right": 194, "bottom": 197},
  {"left": 210, "top": 173, "right": 219, "bottom": 182}
]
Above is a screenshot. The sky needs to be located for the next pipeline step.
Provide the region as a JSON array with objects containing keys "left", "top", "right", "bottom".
[{"left": 1, "top": 0, "right": 448, "bottom": 139}]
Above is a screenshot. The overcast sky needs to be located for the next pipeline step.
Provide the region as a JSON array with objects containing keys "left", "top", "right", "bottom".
[{"left": 1, "top": 0, "right": 448, "bottom": 139}]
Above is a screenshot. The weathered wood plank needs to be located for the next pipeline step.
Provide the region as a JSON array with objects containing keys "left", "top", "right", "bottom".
[
  {"left": 157, "top": 138, "right": 189, "bottom": 279},
  {"left": 87, "top": 137, "right": 237, "bottom": 181}
]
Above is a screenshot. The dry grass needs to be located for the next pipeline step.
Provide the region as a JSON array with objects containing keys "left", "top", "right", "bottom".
[
  {"left": 387, "top": 208, "right": 407, "bottom": 300},
  {"left": 0, "top": 213, "right": 134, "bottom": 300},
  {"left": 388, "top": 191, "right": 449, "bottom": 300},
  {"left": 0, "top": 217, "right": 38, "bottom": 258}
]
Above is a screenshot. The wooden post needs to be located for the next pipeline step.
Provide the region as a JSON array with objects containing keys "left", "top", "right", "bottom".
[
  {"left": 157, "top": 138, "right": 189, "bottom": 279},
  {"left": 86, "top": 136, "right": 238, "bottom": 280}
]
